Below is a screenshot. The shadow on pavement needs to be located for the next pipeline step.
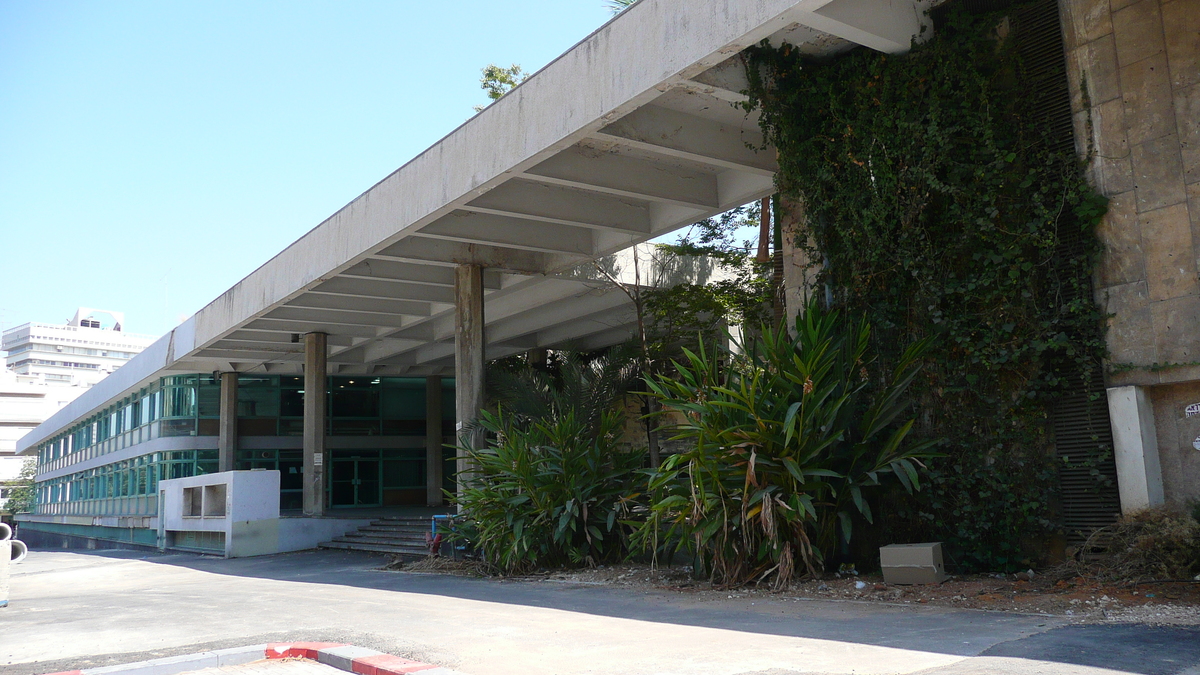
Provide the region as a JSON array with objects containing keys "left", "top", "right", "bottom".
[{"left": 47, "top": 548, "right": 1200, "bottom": 675}]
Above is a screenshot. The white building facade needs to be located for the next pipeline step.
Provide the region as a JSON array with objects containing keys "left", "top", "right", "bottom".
[{"left": 1, "top": 310, "right": 155, "bottom": 511}]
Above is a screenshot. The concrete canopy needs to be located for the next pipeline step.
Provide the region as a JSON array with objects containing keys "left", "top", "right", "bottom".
[{"left": 18, "top": 0, "right": 929, "bottom": 452}]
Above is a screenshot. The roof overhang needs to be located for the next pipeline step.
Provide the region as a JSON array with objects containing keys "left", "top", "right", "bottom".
[{"left": 17, "top": 0, "right": 931, "bottom": 453}]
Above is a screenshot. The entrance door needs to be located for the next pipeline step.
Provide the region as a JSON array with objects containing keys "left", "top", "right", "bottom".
[{"left": 330, "top": 456, "right": 381, "bottom": 507}]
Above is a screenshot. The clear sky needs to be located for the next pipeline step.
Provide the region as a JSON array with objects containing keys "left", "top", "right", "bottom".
[{"left": 0, "top": 0, "right": 617, "bottom": 337}]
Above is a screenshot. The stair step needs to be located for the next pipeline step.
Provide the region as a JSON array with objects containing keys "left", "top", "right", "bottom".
[
  {"left": 343, "top": 530, "right": 425, "bottom": 538},
  {"left": 373, "top": 517, "right": 434, "bottom": 524},
  {"left": 319, "top": 541, "right": 428, "bottom": 555},
  {"left": 336, "top": 535, "right": 425, "bottom": 546}
]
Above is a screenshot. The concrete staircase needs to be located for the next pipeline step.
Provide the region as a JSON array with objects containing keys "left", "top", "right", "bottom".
[{"left": 318, "top": 517, "right": 432, "bottom": 557}]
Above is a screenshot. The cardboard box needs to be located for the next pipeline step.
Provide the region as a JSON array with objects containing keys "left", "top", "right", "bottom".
[{"left": 880, "top": 542, "right": 948, "bottom": 585}]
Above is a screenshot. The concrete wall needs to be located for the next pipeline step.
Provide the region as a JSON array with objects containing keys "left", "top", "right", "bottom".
[
  {"left": 1147, "top": 382, "right": 1200, "bottom": 504},
  {"left": 161, "top": 470, "right": 280, "bottom": 556},
  {"left": 1061, "top": 0, "right": 1200, "bottom": 505}
]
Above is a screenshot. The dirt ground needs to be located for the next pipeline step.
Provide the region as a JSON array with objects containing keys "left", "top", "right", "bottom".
[
  {"left": 400, "top": 558, "right": 1200, "bottom": 626},
  {"left": 547, "top": 563, "right": 1200, "bottom": 625}
]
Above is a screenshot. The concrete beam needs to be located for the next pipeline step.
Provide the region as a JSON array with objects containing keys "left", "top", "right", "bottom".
[
  {"left": 418, "top": 212, "right": 597, "bottom": 256},
  {"left": 196, "top": 349, "right": 306, "bottom": 362},
  {"left": 341, "top": 259, "right": 504, "bottom": 289},
  {"left": 415, "top": 342, "right": 456, "bottom": 366},
  {"left": 487, "top": 289, "right": 632, "bottom": 344},
  {"left": 309, "top": 278, "right": 456, "bottom": 304},
  {"left": 595, "top": 106, "right": 776, "bottom": 176},
  {"left": 303, "top": 332, "right": 328, "bottom": 517},
  {"left": 387, "top": 277, "right": 605, "bottom": 347},
  {"left": 464, "top": 178, "right": 653, "bottom": 234},
  {"left": 798, "top": 0, "right": 927, "bottom": 54},
  {"left": 536, "top": 311, "right": 637, "bottom": 347},
  {"left": 263, "top": 307, "right": 414, "bottom": 329},
  {"left": 242, "top": 318, "right": 382, "bottom": 338},
  {"left": 217, "top": 330, "right": 356, "bottom": 347},
  {"left": 523, "top": 145, "right": 719, "bottom": 210},
  {"left": 680, "top": 56, "right": 753, "bottom": 103},
  {"left": 287, "top": 293, "right": 433, "bottom": 317},
  {"left": 359, "top": 338, "right": 427, "bottom": 363},
  {"left": 572, "top": 324, "right": 641, "bottom": 351},
  {"left": 374, "top": 237, "right": 551, "bottom": 274}
]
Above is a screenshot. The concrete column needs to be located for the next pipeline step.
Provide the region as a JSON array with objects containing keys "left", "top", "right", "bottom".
[
  {"left": 303, "top": 332, "right": 328, "bottom": 516},
  {"left": 425, "top": 376, "right": 444, "bottom": 506},
  {"left": 1106, "top": 386, "right": 1165, "bottom": 514},
  {"left": 217, "top": 372, "right": 238, "bottom": 473},
  {"left": 454, "top": 264, "right": 485, "bottom": 500},
  {"left": 779, "top": 195, "right": 823, "bottom": 331}
]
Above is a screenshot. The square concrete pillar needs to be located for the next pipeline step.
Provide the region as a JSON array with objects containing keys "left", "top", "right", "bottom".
[
  {"left": 454, "top": 265, "right": 485, "bottom": 502},
  {"left": 1106, "top": 385, "right": 1166, "bottom": 513},
  {"left": 303, "top": 332, "right": 328, "bottom": 516},
  {"left": 218, "top": 372, "right": 238, "bottom": 473},
  {"left": 425, "top": 375, "right": 444, "bottom": 507}
]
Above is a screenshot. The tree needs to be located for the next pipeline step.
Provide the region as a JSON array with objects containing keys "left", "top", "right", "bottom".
[
  {"left": 606, "top": 0, "right": 637, "bottom": 15},
  {"left": 3, "top": 458, "right": 36, "bottom": 514},
  {"left": 473, "top": 64, "right": 527, "bottom": 113}
]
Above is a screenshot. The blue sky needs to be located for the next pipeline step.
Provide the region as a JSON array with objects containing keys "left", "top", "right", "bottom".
[{"left": 0, "top": 1, "right": 616, "bottom": 337}]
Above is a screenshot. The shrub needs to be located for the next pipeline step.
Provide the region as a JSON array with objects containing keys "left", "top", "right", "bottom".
[
  {"left": 454, "top": 407, "right": 643, "bottom": 573},
  {"left": 1074, "top": 506, "right": 1200, "bottom": 581},
  {"left": 637, "top": 298, "right": 935, "bottom": 587}
]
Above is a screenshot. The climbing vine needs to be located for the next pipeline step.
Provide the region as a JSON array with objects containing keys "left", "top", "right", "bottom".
[{"left": 743, "top": 3, "right": 1110, "bottom": 570}]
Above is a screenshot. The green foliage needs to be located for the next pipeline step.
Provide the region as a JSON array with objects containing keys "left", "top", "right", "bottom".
[
  {"left": 473, "top": 64, "right": 527, "bottom": 112},
  {"left": 743, "top": 4, "right": 1109, "bottom": 571},
  {"left": 644, "top": 205, "right": 774, "bottom": 363},
  {"left": 3, "top": 458, "right": 36, "bottom": 514},
  {"left": 605, "top": 0, "right": 638, "bottom": 16},
  {"left": 637, "top": 298, "right": 935, "bottom": 587},
  {"left": 487, "top": 347, "right": 638, "bottom": 437},
  {"left": 455, "top": 349, "right": 644, "bottom": 573},
  {"left": 454, "top": 407, "right": 643, "bottom": 573}
]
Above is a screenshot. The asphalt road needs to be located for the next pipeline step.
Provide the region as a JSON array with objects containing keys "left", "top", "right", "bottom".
[{"left": 3, "top": 549, "right": 1199, "bottom": 675}]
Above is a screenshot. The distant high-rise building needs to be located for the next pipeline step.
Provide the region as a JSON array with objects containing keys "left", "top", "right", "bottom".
[{"left": 0, "top": 309, "right": 156, "bottom": 512}]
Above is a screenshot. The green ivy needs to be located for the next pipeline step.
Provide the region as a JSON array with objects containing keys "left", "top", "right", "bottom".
[{"left": 743, "top": 3, "right": 1109, "bottom": 571}]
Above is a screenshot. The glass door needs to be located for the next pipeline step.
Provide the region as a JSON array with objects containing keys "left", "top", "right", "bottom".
[{"left": 330, "top": 454, "right": 381, "bottom": 507}]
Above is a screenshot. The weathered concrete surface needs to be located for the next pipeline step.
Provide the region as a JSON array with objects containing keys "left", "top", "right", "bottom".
[
  {"left": 1064, "top": 0, "right": 1200, "bottom": 507},
  {"left": 5, "top": 550, "right": 1200, "bottom": 675},
  {"left": 302, "top": 332, "right": 327, "bottom": 517}
]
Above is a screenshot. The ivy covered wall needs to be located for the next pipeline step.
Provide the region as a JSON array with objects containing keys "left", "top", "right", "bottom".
[{"left": 744, "top": 1, "right": 1112, "bottom": 569}]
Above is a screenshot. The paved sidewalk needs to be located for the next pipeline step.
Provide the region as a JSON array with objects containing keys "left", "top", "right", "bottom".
[{"left": 4, "top": 549, "right": 1200, "bottom": 675}]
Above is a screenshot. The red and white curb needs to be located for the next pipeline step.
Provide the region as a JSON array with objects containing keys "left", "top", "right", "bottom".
[{"left": 40, "top": 642, "right": 466, "bottom": 675}]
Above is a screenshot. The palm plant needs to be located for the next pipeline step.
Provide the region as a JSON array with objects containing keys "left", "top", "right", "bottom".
[
  {"left": 637, "top": 297, "right": 935, "bottom": 587},
  {"left": 606, "top": 0, "right": 637, "bottom": 16},
  {"left": 453, "top": 348, "right": 645, "bottom": 573},
  {"left": 486, "top": 347, "right": 638, "bottom": 437},
  {"left": 455, "top": 407, "right": 643, "bottom": 572}
]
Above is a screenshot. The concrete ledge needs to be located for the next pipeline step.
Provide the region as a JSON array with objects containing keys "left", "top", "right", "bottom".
[
  {"left": 42, "top": 645, "right": 266, "bottom": 675},
  {"left": 317, "top": 646, "right": 383, "bottom": 671}
]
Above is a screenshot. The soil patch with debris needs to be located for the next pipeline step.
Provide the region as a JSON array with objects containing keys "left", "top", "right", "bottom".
[{"left": 388, "top": 556, "right": 1200, "bottom": 626}]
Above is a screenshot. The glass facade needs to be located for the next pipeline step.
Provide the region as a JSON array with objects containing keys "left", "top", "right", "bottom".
[
  {"left": 30, "top": 374, "right": 456, "bottom": 516},
  {"left": 35, "top": 450, "right": 218, "bottom": 517}
]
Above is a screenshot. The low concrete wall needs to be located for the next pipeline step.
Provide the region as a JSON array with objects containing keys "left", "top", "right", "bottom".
[
  {"left": 162, "top": 470, "right": 281, "bottom": 557},
  {"left": 276, "top": 518, "right": 373, "bottom": 553},
  {"left": 17, "top": 524, "right": 159, "bottom": 553}
]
